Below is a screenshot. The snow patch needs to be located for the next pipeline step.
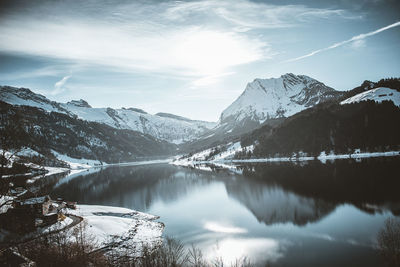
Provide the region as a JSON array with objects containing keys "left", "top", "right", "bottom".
[
  {"left": 173, "top": 148, "right": 400, "bottom": 168},
  {"left": 67, "top": 205, "right": 164, "bottom": 257},
  {"left": 341, "top": 87, "right": 400, "bottom": 107},
  {"left": 172, "top": 141, "right": 253, "bottom": 167},
  {"left": 51, "top": 150, "right": 103, "bottom": 169}
]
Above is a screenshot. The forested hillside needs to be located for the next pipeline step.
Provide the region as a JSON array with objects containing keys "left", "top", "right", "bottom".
[
  {"left": 239, "top": 100, "right": 400, "bottom": 158},
  {"left": 0, "top": 101, "right": 176, "bottom": 163}
]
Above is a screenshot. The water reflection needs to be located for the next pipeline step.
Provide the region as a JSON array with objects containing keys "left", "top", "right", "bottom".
[
  {"left": 225, "top": 182, "right": 335, "bottom": 225},
  {"left": 235, "top": 158, "right": 400, "bottom": 215},
  {"left": 50, "top": 158, "right": 400, "bottom": 230},
  {"left": 51, "top": 165, "right": 217, "bottom": 210},
  {"left": 48, "top": 157, "right": 400, "bottom": 266},
  {"left": 204, "top": 237, "right": 285, "bottom": 264}
]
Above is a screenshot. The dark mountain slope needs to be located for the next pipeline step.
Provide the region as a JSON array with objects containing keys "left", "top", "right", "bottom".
[
  {"left": 0, "top": 101, "right": 176, "bottom": 163},
  {"left": 239, "top": 100, "right": 400, "bottom": 158}
]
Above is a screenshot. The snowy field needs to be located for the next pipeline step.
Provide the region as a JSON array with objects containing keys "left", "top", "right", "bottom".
[
  {"left": 1, "top": 204, "right": 164, "bottom": 259},
  {"left": 67, "top": 205, "right": 164, "bottom": 257}
]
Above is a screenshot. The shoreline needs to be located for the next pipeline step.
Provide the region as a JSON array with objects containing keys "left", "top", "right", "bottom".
[
  {"left": 171, "top": 150, "right": 400, "bottom": 166},
  {"left": 1, "top": 204, "right": 164, "bottom": 258},
  {"left": 22, "top": 158, "right": 172, "bottom": 184}
]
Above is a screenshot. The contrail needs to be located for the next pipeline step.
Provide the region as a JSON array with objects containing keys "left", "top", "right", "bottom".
[{"left": 285, "top": 21, "right": 400, "bottom": 62}]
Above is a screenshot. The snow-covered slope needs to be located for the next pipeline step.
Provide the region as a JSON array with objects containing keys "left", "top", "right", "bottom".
[
  {"left": 67, "top": 205, "right": 164, "bottom": 257},
  {"left": 0, "top": 86, "right": 216, "bottom": 144},
  {"left": 182, "top": 74, "right": 343, "bottom": 152},
  {"left": 221, "top": 73, "right": 342, "bottom": 124},
  {"left": 172, "top": 141, "right": 254, "bottom": 166},
  {"left": 340, "top": 87, "right": 400, "bottom": 107}
]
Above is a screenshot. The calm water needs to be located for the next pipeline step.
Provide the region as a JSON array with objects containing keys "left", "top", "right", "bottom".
[{"left": 48, "top": 157, "right": 400, "bottom": 266}]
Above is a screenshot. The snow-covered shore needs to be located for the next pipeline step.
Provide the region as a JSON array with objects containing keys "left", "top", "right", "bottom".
[
  {"left": 172, "top": 150, "right": 400, "bottom": 167},
  {"left": 0, "top": 204, "right": 164, "bottom": 258},
  {"left": 2, "top": 147, "right": 171, "bottom": 185},
  {"left": 67, "top": 205, "right": 164, "bottom": 257}
]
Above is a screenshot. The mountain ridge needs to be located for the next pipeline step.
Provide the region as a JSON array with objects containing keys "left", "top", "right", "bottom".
[
  {"left": 180, "top": 73, "right": 344, "bottom": 153},
  {"left": 220, "top": 73, "right": 343, "bottom": 124},
  {"left": 0, "top": 100, "right": 176, "bottom": 163},
  {"left": 0, "top": 86, "right": 216, "bottom": 144}
]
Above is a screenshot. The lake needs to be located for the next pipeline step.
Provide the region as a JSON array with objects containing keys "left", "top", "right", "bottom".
[{"left": 47, "top": 157, "right": 400, "bottom": 266}]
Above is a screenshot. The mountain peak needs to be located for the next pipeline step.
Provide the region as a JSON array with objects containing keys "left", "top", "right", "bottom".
[
  {"left": 220, "top": 74, "right": 343, "bottom": 126},
  {"left": 281, "top": 72, "right": 297, "bottom": 79},
  {"left": 124, "top": 107, "right": 147, "bottom": 114},
  {"left": 67, "top": 99, "right": 92, "bottom": 108},
  {"left": 0, "top": 85, "right": 48, "bottom": 103},
  {"left": 156, "top": 112, "right": 193, "bottom": 122}
]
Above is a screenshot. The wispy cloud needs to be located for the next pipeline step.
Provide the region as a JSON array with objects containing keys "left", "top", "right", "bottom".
[
  {"left": 191, "top": 72, "right": 236, "bottom": 87},
  {"left": 0, "top": 0, "right": 355, "bottom": 79},
  {"left": 351, "top": 39, "right": 366, "bottom": 49},
  {"left": 52, "top": 75, "right": 71, "bottom": 95},
  {"left": 285, "top": 21, "right": 400, "bottom": 62},
  {"left": 164, "top": 1, "right": 356, "bottom": 31}
]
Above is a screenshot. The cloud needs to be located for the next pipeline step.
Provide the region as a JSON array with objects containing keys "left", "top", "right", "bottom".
[
  {"left": 191, "top": 72, "right": 235, "bottom": 87},
  {"left": 351, "top": 39, "right": 366, "bottom": 49},
  {"left": 0, "top": 0, "right": 355, "bottom": 79},
  {"left": 285, "top": 21, "right": 400, "bottom": 62},
  {"left": 0, "top": 65, "right": 65, "bottom": 81},
  {"left": 164, "top": 0, "right": 358, "bottom": 30},
  {"left": 52, "top": 75, "right": 71, "bottom": 95}
]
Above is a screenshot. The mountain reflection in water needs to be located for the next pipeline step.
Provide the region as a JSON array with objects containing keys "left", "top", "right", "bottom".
[{"left": 49, "top": 157, "right": 400, "bottom": 266}]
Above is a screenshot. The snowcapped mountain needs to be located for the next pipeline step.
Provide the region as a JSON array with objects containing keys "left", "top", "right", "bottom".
[
  {"left": 341, "top": 87, "right": 400, "bottom": 107},
  {"left": 0, "top": 86, "right": 216, "bottom": 144},
  {"left": 220, "top": 73, "right": 343, "bottom": 126},
  {"left": 182, "top": 73, "right": 344, "bottom": 152}
]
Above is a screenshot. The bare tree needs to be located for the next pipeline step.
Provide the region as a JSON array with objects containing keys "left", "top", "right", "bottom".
[
  {"left": 377, "top": 217, "right": 400, "bottom": 266},
  {"left": 0, "top": 177, "right": 13, "bottom": 211},
  {"left": 0, "top": 111, "right": 24, "bottom": 210},
  {"left": 0, "top": 112, "right": 24, "bottom": 178},
  {"left": 18, "top": 221, "right": 108, "bottom": 266}
]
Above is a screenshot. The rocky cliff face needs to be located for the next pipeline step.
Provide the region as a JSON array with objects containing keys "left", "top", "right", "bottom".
[{"left": 220, "top": 73, "right": 343, "bottom": 127}]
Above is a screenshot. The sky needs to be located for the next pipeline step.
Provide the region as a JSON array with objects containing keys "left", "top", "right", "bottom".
[{"left": 0, "top": 0, "right": 399, "bottom": 121}]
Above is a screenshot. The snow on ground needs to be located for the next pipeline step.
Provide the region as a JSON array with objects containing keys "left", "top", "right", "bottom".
[
  {"left": 43, "top": 216, "right": 74, "bottom": 233},
  {"left": 1, "top": 148, "right": 74, "bottom": 182},
  {"left": 25, "top": 166, "right": 71, "bottom": 184},
  {"left": 51, "top": 150, "right": 103, "bottom": 169},
  {"left": 213, "top": 142, "right": 247, "bottom": 160},
  {"left": 173, "top": 145, "right": 400, "bottom": 168},
  {"left": 0, "top": 196, "right": 14, "bottom": 214},
  {"left": 67, "top": 205, "right": 164, "bottom": 257},
  {"left": 16, "top": 148, "right": 42, "bottom": 157},
  {"left": 340, "top": 87, "right": 400, "bottom": 107},
  {"left": 232, "top": 150, "right": 400, "bottom": 163},
  {"left": 172, "top": 142, "right": 254, "bottom": 167},
  {"left": 0, "top": 149, "right": 18, "bottom": 167}
]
